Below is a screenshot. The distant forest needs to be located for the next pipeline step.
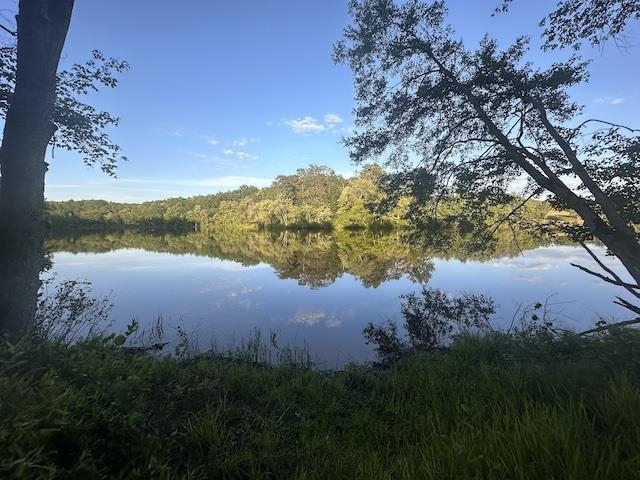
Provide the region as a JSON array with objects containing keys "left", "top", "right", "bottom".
[{"left": 46, "top": 164, "right": 573, "bottom": 233}]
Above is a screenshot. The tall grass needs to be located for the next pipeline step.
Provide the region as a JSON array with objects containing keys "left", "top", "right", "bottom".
[{"left": 2, "top": 330, "right": 640, "bottom": 479}]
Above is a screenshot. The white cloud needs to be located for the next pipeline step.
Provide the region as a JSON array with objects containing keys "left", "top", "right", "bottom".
[
  {"left": 119, "top": 176, "right": 272, "bottom": 188},
  {"left": 236, "top": 151, "right": 258, "bottom": 160},
  {"left": 594, "top": 97, "right": 624, "bottom": 105},
  {"left": 233, "top": 137, "right": 248, "bottom": 146},
  {"left": 284, "top": 116, "right": 326, "bottom": 134},
  {"left": 324, "top": 113, "right": 343, "bottom": 124},
  {"left": 198, "top": 134, "right": 220, "bottom": 145},
  {"left": 221, "top": 149, "right": 258, "bottom": 161},
  {"left": 282, "top": 113, "right": 346, "bottom": 134}
]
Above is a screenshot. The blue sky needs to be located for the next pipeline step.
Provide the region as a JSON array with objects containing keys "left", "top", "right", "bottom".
[{"left": 2, "top": 0, "right": 638, "bottom": 202}]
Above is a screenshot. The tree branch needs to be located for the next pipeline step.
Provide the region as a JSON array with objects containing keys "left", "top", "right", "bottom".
[
  {"left": 570, "top": 262, "right": 640, "bottom": 296},
  {"left": 0, "top": 22, "right": 16, "bottom": 37},
  {"left": 488, "top": 188, "right": 543, "bottom": 236},
  {"left": 578, "top": 316, "right": 640, "bottom": 336}
]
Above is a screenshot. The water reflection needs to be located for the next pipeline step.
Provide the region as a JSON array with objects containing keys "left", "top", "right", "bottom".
[
  {"left": 44, "top": 229, "right": 635, "bottom": 366},
  {"left": 45, "top": 228, "right": 553, "bottom": 289}
]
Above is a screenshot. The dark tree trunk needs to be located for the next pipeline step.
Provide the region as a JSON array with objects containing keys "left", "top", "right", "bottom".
[{"left": 0, "top": 0, "right": 74, "bottom": 340}]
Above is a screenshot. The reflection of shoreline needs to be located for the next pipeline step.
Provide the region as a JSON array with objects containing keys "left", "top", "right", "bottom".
[{"left": 45, "top": 228, "right": 560, "bottom": 289}]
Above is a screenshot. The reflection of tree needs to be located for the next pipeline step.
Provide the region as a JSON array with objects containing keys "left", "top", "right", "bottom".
[{"left": 45, "top": 226, "right": 556, "bottom": 289}]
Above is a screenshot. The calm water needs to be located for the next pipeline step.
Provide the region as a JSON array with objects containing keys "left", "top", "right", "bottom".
[{"left": 46, "top": 230, "right": 636, "bottom": 367}]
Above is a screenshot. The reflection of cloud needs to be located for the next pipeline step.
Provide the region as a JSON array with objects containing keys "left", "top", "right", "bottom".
[
  {"left": 225, "top": 285, "right": 264, "bottom": 298},
  {"left": 489, "top": 260, "right": 556, "bottom": 271},
  {"left": 290, "top": 309, "right": 325, "bottom": 326},
  {"left": 512, "top": 274, "right": 543, "bottom": 283},
  {"left": 485, "top": 245, "right": 628, "bottom": 276},
  {"left": 289, "top": 308, "right": 356, "bottom": 328},
  {"left": 240, "top": 286, "right": 263, "bottom": 294},
  {"left": 324, "top": 317, "right": 342, "bottom": 328}
]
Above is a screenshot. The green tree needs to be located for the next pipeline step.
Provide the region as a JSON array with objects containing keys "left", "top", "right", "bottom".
[
  {"left": 335, "top": 0, "right": 640, "bottom": 306},
  {"left": 336, "top": 165, "right": 386, "bottom": 228},
  {"left": 295, "top": 165, "right": 344, "bottom": 224}
]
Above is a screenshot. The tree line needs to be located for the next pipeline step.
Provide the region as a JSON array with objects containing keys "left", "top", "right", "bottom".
[{"left": 45, "top": 163, "right": 567, "bottom": 234}]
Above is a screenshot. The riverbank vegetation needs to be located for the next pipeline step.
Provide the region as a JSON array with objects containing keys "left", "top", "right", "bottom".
[
  {"left": 2, "top": 327, "right": 640, "bottom": 479},
  {"left": 45, "top": 164, "right": 580, "bottom": 235}
]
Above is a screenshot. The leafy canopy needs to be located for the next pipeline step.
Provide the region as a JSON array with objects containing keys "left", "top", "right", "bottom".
[
  {"left": 0, "top": 46, "right": 129, "bottom": 175},
  {"left": 334, "top": 0, "right": 639, "bottom": 237},
  {"left": 498, "top": 0, "right": 640, "bottom": 49}
]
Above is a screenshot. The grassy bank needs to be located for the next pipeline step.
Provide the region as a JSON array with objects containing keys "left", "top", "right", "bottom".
[{"left": 2, "top": 331, "right": 640, "bottom": 479}]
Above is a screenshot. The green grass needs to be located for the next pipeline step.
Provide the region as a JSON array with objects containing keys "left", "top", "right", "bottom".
[{"left": 2, "top": 330, "right": 640, "bottom": 479}]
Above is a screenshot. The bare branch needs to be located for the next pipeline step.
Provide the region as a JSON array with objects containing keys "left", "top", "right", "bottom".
[
  {"left": 0, "top": 22, "right": 16, "bottom": 36},
  {"left": 488, "top": 188, "right": 543, "bottom": 236},
  {"left": 613, "top": 297, "right": 640, "bottom": 316},
  {"left": 572, "top": 118, "right": 640, "bottom": 135},
  {"left": 570, "top": 262, "right": 640, "bottom": 296},
  {"left": 578, "top": 241, "right": 640, "bottom": 297},
  {"left": 578, "top": 316, "right": 640, "bottom": 336}
]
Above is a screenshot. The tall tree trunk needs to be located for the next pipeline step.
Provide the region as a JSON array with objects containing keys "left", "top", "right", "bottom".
[{"left": 0, "top": 0, "right": 74, "bottom": 340}]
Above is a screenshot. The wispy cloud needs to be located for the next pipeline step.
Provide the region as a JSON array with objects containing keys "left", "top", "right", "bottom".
[
  {"left": 46, "top": 175, "right": 274, "bottom": 202},
  {"left": 324, "top": 113, "right": 343, "bottom": 124},
  {"left": 187, "top": 151, "right": 209, "bottom": 159},
  {"left": 179, "top": 150, "right": 239, "bottom": 167},
  {"left": 197, "top": 134, "right": 221, "bottom": 145},
  {"left": 284, "top": 116, "right": 326, "bottom": 134},
  {"left": 236, "top": 151, "right": 258, "bottom": 160},
  {"left": 119, "top": 176, "right": 272, "bottom": 188},
  {"left": 167, "top": 128, "right": 184, "bottom": 137},
  {"left": 221, "top": 148, "right": 259, "bottom": 161},
  {"left": 232, "top": 136, "right": 257, "bottom": 146},
  {"left": 282, "top": 113, "right": 346, "bottom": 134},
  {"left": 594, "top": 97, "right": 624, "bottom": 105}
]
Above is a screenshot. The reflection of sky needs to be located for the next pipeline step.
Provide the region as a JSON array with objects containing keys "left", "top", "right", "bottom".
[{"left": 49, "top": 244, "right": 636, "bottom": 367}]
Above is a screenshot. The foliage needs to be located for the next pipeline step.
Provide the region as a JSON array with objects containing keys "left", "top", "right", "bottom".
[
  {"left": 2, "top": 330, "right": 640, "bottom": 478},
  {"left": 0, "top": 46, "right": 128, "bottom": 175},
  {"left": 498, "top": 0, "right": 640, "bottom": 49},
  {"left": 45, "top": 163, "right": 571, "bottom": 239},
  {"left": 334, "top": 0, "right": 640, "bottom": 289},
  {"left": 33, "top": 277, "right": 113, "bottom": 344}
]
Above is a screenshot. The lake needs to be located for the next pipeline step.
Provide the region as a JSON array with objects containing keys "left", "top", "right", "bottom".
[{"left": 45, "top": 230, "right": 636, "bottom": 367}]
